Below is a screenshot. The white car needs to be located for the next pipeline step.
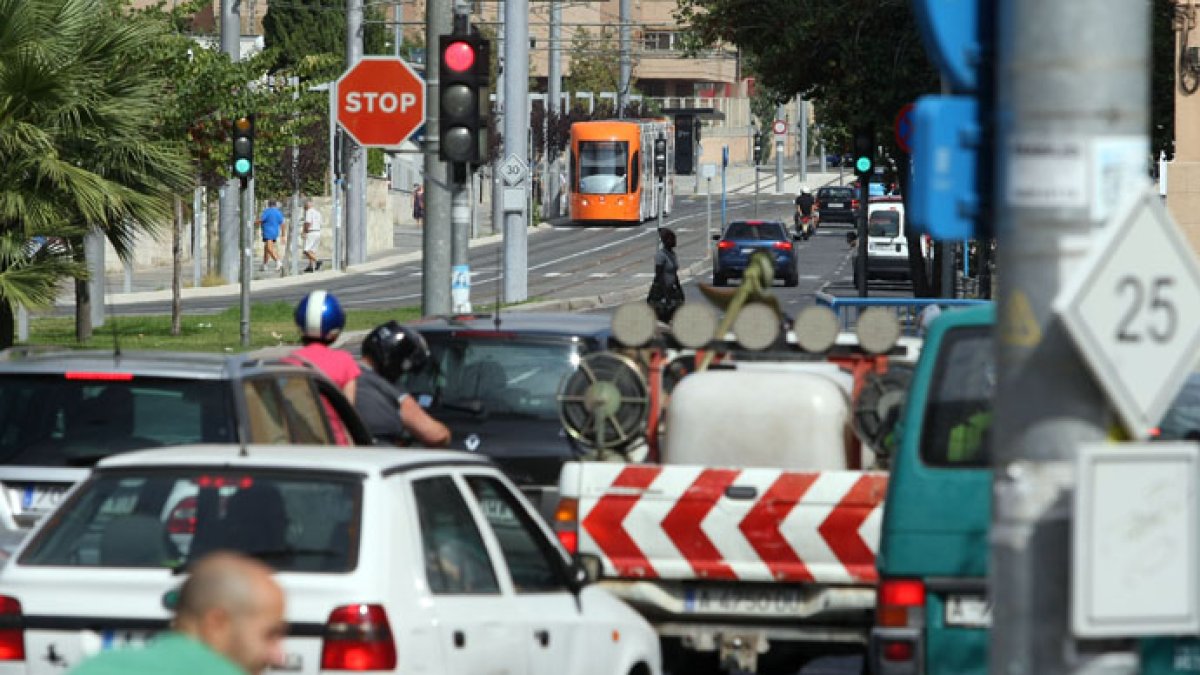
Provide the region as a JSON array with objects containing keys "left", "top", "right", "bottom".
[
  {"left": 0, "top": 445, "right": 662, "bottom": 675},
  {"left": 858, "top": 197, "right": 928, "bottom": 283}
]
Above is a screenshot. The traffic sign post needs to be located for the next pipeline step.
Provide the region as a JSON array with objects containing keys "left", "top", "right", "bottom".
[
  {"left": 336, "top": 57, "right": 426, "bottom": 148},
  {"left": 1055, "top": 188, "right": 1200, "bottom": 439}
]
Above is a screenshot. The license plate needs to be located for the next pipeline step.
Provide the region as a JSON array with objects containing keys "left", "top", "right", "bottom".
[
  {"left": 101, "top": 630, "right": 153, "bottom": 651},
  {"left": 684, "top": 587, "right": 805, "bottom": 616},
  {"left": 944, "top": 595, "right": 991, "bottom": 628},
  {"left": 741, "top": 248, "right": 756, "bottom": 254},
  {"left": 828, "top": 202, "right": 843, "bottom": 208},
  {"left": 7, "top": 484, "right": 69, "bottom": 515}
]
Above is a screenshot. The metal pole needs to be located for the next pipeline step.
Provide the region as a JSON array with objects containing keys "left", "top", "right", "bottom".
[
  {"left": 657, "top": 179, "right": 664, "bottom": 230},
  {"left": 502, "top": 0, "right": 529, "bottom": 303},
  {"left": 490, "top": 4, "right": 505, "bottom": 238},
  {"left": 422, "top": 0, "right": 453, "bottom": 314},
  {"left": 547, "top": 0, "right": 562, "bottom": 218},
  {"left": 219, "top": 0, "right": 240, "bottom": 283},
  {"left": 799, "top": 99, "right": 808, "bottom": 185},
  {"left": 754, "top": 165, "right": 760, "bottom": 217},
  {"left": 193, "top": 185, "right": 204, "bottom": 288},
  {"left": 452, "top": 183, "right": 471, "bottom": 312},
  {"left": 940, "top": 242, "right": 956, "bottom": 298},
  {"left": 857, "top": 177, "right": 868, "bottom": 297},
  {"left": 239, "top": 182, "right": 251, "bottom": 347},
  {"left": 289, "top": 78, "right": 301, "bottom": 277},
  {"left": 617, "top": 0, "right": 630, "bottom": 117},
  {"left": 706, "top": 176, "right": 712, "bottom": 261},
  {"left": 333, "top": 177, "right": 343, "bottom": 272},
  {"left": 721, "top": 149, "right": 727, "bottom": 228},
  {"left": 123, "top": 258, "right": 132, "bottom": 294},
  {"left": 345, "top": 0, "right": 366, "bottom": 267},
  {"left": 16, "top": 305, "right": 27, "bottom": 343},
  {"left": 775, "top": 104, "right": 784, "bottom": 193},
  {"left": 86, "top": 230, "right": 105, "bottom": 329},
  {"left": 991, "top": 2, "right": 1147, "bottom": 675},
  {"left": 819, "top": 134, "right": 827, "bottom": 173}
]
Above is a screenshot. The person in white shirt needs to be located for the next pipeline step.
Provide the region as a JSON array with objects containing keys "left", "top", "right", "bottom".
[{"left": 302, "top": 199, "right": 323, "bottom": 272}]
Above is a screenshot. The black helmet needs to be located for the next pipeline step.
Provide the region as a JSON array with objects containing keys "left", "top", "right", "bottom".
[{"left": 362, "top": 321, "right": 430, "bottom": 381}]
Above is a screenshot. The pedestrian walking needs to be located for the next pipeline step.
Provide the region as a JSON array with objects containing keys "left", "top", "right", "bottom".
[
  {"left": 301, "top": 199, "right": 323, "bottom": 273},
  {"left": 412, "top": 184, "right": 425, "bottom": 227},
  {"left": 287, "top": 290, "right": 360, "bottom": 404},
  {"left": 66, "top": 552, "right": 286, "bottom": 675},
  {"left": 356, "top": 321, "right": 451, "bottom": 448},
  {"left": 258, "top": 200, "right": 286, "bottom": 272},
  {"left": 646, "top": 227, "right": 684, "bottom": 322}
]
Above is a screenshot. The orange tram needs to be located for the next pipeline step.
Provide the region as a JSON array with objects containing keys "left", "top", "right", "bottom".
[{"left": 568, "top": 119, "right": 674, "bottom": 224}]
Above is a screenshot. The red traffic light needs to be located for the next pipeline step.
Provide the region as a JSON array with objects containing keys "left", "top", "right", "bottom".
[{"left": 444, "top": 41, "right": 475, "bottom": 73}]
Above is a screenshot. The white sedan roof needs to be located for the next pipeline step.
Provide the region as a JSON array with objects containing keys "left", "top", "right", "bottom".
[{"left": 97, "top": 444, "right": 491, "bottom": 475}]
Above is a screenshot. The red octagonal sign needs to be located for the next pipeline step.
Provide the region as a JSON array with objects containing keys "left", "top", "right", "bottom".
[{"left": 336, "top": 57, "right": 426, "bottom": 147}]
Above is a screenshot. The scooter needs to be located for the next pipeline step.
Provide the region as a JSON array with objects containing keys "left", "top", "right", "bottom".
[{"left": 795, "top": 207, "right": 814, "bottom": 240}]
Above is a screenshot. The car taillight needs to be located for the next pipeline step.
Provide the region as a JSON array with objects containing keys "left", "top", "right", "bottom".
[
  {"left": 554, "top": 497, "right": 579, "bottom": 555},
  {"left": 717, "top": 241, "right": 735, "bottom": 251},
  {"left": 877, "top": 579, "right": 925, "bottom": 628},
  {"left": 0, "top": 596, "right": 24, "bottom": 661},
  {"left": 883, "top": 640, "right": 916, "bottom": 662},
  {"left": 321, "top": 604, "right": 396, "bottom": 671},
  {"left": 773, "top": 241, "right": 793, "bottom": 251},
  {"left": 852, "top": 199, "right": 860, "bottom": 209}
]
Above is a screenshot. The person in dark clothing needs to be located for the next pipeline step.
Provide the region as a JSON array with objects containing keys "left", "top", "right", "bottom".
[
  {"left": 647, "top": 227, "right": 684, "bottom": 322},
  {"left": 356, "top": 321, "right": 450, "bottom": 448},
  {"left": 794, "top": 186, "right": 816, "bottom": 239}
]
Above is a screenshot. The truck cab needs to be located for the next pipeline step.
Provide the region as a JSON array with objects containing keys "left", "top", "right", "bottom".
[{"left": 869, "top": 304, "right": 995, "bottom": 675}]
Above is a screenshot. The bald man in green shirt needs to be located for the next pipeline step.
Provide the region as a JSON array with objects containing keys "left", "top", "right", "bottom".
[{"left": 68, "top": 552, "right": 287, "bottom": 675}]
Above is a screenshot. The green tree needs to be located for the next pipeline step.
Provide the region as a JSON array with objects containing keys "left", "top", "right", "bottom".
[
  {"left": 0, "top": 0, "right": 194, "bottom": 345},
  {"left": 565, "top": 27, "right": 630, "bottom": 96},
  {"left": 263, "top": 0, "right": 388, "bottom": 74}
]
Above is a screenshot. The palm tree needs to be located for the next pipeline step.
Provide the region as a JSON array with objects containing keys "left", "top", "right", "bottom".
[{"left": 0, "top": 0, "right": 193, "bottom": 345}]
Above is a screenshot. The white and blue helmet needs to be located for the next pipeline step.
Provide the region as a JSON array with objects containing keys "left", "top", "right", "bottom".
[{"left": 295, "top": 290, "right": 346, "bottom": 343}]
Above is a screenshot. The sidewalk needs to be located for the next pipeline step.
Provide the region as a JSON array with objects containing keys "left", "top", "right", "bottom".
[{"left": 71, "top": 166, "right": 848, "bottom": 309}]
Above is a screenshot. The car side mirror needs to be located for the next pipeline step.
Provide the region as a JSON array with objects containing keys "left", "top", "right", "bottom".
[
  {"left": 566, "top": 554, "right": 601, "bottom": 593},
  {"left": 711, "top": 233, "right": 720, "bottom": 241}
]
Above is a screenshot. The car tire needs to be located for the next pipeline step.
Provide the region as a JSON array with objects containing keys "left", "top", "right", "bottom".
[
  {"left": 713, "top": 272, "right": 728, "bottom": 287},
  {"left": 785, "top": 270, "right": 799, "bottom": 287}
]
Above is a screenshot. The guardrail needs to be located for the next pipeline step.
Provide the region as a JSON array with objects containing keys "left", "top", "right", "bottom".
[{"left": 814, "top": 292, "right": 990, "bottom": 335}]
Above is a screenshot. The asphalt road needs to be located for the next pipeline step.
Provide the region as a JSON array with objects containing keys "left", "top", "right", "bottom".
[{"left": 79, "top": 191, "right": 913, "bottom": 318}]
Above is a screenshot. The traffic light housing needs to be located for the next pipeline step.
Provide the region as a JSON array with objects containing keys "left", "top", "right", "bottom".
[
  {"left": 753, "top": 132, "right": 763, "bottom": 163},
  {"left": 231, "top": 114, "right": 254, "bottom": 185},
  {"left": 853, "top": 129, "right": 874, "bottom": 178},
  {"left": 439, "top": 33, "right": 490, "bottom": 164},
  {"left": 654, "top": 137, "right": 667, "bottom": 178}
]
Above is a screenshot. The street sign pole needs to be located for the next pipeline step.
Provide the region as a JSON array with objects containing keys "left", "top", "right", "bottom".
[
  {"left": 239, "top": 181, "right": 251, "bottom": 348},
  {"left": 721, "top": 146, "right": 728, "bottom": 229},
  {"left": 992, "top": 1, "right": 1149, "bottom": 675}
]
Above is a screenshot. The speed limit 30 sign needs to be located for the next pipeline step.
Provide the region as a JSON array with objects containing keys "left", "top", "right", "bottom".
[{"left": 1056, "top": 188, "right": 1200, "bottom": 438}]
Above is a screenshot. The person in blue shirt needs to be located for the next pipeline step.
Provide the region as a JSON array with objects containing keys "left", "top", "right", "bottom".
[{"left": 258, "top": 201, "right": 286, "bottom": 272}]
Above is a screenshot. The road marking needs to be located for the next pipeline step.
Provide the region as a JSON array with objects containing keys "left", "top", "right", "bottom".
[
  {"left": 366, "top": 271, "right": 396, "bottom": 276},
  {"left": 544, "top": 272, "right": 571, "bottom": 277},
  {"left": 589, "top": 273, "right": 615, "bottom": 278},
  {"left": 408, "top": 271, "right": 423, "bottom": 277},
  {"left": 800, "top": 274, "right": 821, "bottom": 280},
  {"left": 633, "top": 272, "right": 654, "bottom": 278}
]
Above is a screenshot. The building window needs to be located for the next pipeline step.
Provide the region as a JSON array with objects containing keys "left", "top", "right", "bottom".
[{"left": 643, "top": 31, "right": 677, "bottom": 51}]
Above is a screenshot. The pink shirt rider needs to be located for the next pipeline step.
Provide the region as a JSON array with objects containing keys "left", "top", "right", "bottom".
[{"left": 289, "top": 342, "right": 361, "bottom": 389}]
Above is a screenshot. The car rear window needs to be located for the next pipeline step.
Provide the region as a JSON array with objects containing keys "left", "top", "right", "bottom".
[
  {"left": 868, "top": 211, "right": 901, "bottom": 238},
  {"left": 0, "top": 376, "right": 235, "bottom": 467},
  {"left": 20, "top": 469, "right": 361, "bottom": 572},
  {"left": 401, "top": 335, "right": 588, "bottom": 421},
  {"left": 920, "top": 326, "right": 993, "bottom": 468},
  {"left": 724, "top": 222, "right": 786, "bottom": 240},
  {"left": 820, "top": 188, "right": 854, "bottom": 200}
]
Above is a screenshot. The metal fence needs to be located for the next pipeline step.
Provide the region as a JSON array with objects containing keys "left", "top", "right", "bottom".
[{"left": 814, "top": 292, "right": 991, "bottom": 336}]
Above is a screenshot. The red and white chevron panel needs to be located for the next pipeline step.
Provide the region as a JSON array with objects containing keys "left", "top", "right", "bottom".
[{"left": 577, "top": 464, "right": 887, "bottom": 583}]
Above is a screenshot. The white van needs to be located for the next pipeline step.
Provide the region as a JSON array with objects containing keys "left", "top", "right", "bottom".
[{"left": 861, "top": 197, "right": 925, "bottom": 281}]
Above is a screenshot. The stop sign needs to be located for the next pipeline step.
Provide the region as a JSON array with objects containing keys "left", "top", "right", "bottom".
[{"left": 336, "top": 57, "right": 426, "bottom": 147}]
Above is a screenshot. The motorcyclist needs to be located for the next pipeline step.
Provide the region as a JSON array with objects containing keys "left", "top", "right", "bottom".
[
  {"left": 794, "top": 186, "right": 816, "bottom": 239},
  {"left": 356, "top": 321, "right": 451, "bottom": 448}
]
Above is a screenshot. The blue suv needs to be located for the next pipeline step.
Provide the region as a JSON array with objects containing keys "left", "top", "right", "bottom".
[{"left": 711, "top": 220, "right": 799, "bottom": 287}]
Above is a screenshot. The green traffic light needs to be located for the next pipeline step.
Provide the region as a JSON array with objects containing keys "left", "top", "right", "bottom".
[
  {"left": 855, "top": 156, "right": 872, "bottom": 173},
  {"left": 234, "top": 158, "right": 251, "bottom": 175}
]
